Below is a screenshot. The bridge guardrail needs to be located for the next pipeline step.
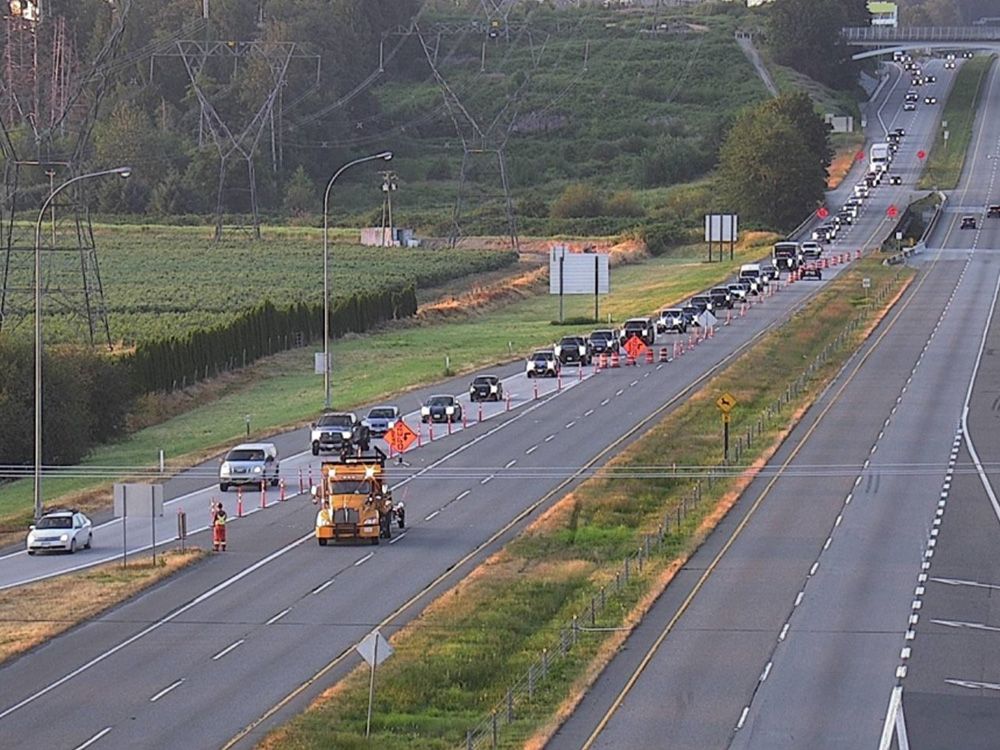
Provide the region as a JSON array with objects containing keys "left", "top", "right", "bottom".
[{"left": 842, "top": 26, "right": 1000, "bottom": 43}]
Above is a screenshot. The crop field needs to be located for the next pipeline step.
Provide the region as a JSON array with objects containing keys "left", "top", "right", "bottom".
[{"left": 9, "top": 224, "right": 516, "bottom": 344}]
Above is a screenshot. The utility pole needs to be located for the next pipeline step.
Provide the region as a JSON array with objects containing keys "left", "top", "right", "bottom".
[{"left": 378, "top": 170, "right": 398, "bottom": 247}]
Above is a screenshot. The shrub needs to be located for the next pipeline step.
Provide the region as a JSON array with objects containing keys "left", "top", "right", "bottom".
[{"left": 550, "top": 183, "right": 604, "bottom": 219}]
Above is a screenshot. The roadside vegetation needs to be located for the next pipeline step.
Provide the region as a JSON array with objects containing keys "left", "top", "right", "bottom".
[
  {"left": 919, "top": 55, "right": 996, "bottom": 190},
  {"left": 0, "top": 234, "right": 778, "bottom": 545},
  {"left": 259, "top": 258, "right": 915, "bottom": 750},
  {"left": 0, "top": 548, "right": 203, "bottom": 665}
]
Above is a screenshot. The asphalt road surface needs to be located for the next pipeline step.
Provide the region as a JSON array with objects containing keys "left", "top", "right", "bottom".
[
  {"left": 548, "top": 57, "right": 1000, "bottom": 750},
  {"left": 0, "top": 62, "right": 952, "bottom": 750}
]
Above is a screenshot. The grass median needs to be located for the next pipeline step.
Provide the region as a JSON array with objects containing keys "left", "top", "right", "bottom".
[
  {"left": 0, "top": 234, "right": 778, "bottom": 544},
  {"left": 257, "top": 258, "right": 914, "bottom": 750},
  {"left": 0, "top": 548, "right": 203, "bottom": 665},
  {"left": 919, "top": 55, "right": 996, "bottom": 190}
]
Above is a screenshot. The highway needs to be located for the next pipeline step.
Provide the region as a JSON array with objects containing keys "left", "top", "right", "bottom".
[
  {"left": 0, "top": 63, "right": 950, "bottom": 750},
  {"left": 547, "top": 57, "right": 1000, "bottom": 750}
]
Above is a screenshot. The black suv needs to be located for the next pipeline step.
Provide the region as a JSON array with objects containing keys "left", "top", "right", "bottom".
[
  {"left": 589, "top": 329, "right": 620, "bottom": 354},
  {"left": 690, "top": 295, "right": 713, "bottom": 314},
  {"left": 469, "top": 375, "right": 504, "bottom": 402},
  {"left": 555, "top": 335, "right": 592, "bottom": 365},
  {"left": 988, "top": 205, "right": 1000, "bottom": 219},
  {"left": 621, "top": 317, "right": 655, "bottom": 346},
  {"left": 310, "top": 412, "right": 371, "bottom": 456}
]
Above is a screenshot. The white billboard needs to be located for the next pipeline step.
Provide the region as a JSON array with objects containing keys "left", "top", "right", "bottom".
[
  {"left": 549, "top": 246, "right": 610, "bottom": 295},
  {"left": 705, "top": 214, "right": 738, "bottom": 243}
]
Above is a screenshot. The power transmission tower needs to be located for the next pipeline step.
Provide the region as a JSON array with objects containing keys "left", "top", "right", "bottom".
[
  {"left": 0, "top": 0, "right": 131, "bottom": 346},
  {"left": 154, "top": 40, "right": 319, "bottom": 241}
]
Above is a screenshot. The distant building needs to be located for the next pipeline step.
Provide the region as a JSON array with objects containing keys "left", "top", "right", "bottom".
[{"left": 868, "top": 1, "right": 898, "bottom": 27}]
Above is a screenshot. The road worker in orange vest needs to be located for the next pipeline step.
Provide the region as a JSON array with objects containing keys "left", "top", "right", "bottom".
[{"left": 211, "top": 502, "right": 228, "bottom": 552}]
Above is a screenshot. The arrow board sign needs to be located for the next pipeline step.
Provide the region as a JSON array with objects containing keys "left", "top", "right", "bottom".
[{"left": 550, "top": 246, "right": 610, "bottom": 295}]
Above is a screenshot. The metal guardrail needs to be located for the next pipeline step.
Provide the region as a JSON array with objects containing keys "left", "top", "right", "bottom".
[{"left": 842, "top": 26, "right": 1000, "bottom": 43}]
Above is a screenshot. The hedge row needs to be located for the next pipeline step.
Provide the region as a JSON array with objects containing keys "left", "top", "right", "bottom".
[{"left": 128, "top": 285, "right": 417, "bottom": 393}]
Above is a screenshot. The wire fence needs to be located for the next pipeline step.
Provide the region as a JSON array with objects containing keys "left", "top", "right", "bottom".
[{"left": 463, "top": 270, "right": 904, "bottom": 750}]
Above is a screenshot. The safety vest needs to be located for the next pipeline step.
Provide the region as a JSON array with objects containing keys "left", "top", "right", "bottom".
[
  {"left": 214, "top": 512, "right": 227, "bottom": 527},
  {"left": 317, "top": 509, "right": 332, "bottom": 526}
]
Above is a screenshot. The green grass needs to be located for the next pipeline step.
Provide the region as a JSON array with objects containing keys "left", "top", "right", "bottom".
[
  {"left": 3, "top": 223, "right": 516, "bottom": 344},
  {"left": 0, "top": 234, "right": 778, "bottom": 532},
  {"left": 258, "top": 258, "right": 914, "bottom": 750},
  {"left": 919, "top": 55, "right": 996, "bottom": 190}
]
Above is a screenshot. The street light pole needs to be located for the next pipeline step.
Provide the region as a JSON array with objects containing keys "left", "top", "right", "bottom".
[
  {"left": 34, "top": 166, "right": 132, "bottom": 522},
  {"left": 322, "top": 150, "right": 392, "bottom": 410}
]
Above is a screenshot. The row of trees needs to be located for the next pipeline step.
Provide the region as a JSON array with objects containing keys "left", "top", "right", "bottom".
[
  {"left": 130, "top": 286, "right": 417, "bottom": 393},
  {"left": 0, "top": 286, "right": 418, "bottom": 467},
  {"left": 0, "top": 342, "right": 132, "bottom": 466}
]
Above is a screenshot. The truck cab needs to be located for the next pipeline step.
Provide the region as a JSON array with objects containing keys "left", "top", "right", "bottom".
[
  {"left": 772, "top": 241, "right": 800, "bottom": 271},
  {"left": 314, "top": 448, "right": 403, "bottom": 545}
]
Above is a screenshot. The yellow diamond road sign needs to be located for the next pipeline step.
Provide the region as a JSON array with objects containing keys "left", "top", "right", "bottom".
[{"left": 716, "top": 392, "right": 737, "bottom": 413}]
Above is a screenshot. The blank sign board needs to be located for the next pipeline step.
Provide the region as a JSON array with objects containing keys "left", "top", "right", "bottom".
[
  {"left": 113, "top": 483, "right": 164, "bottom": 518},
  {"left": 549, "top": 247, "right": 610, "bottom": 295},
  {"left": 704, "top": 214, "right": 738, "bottom": 243}
]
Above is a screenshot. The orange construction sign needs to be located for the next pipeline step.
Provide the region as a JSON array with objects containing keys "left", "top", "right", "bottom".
[
  {"left": 623, "top": 335, "right": 647, "bottom": 360},
  {"left": 384, "top": 420, "right": 417, "bottom": 453}
]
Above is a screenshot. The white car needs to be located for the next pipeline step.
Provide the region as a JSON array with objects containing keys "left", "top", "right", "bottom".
[
  {"left": 219, "top": 442, "right": 280, "bottom": 491},
  {"left": 27, "top": 509, "right": 92, "bottom": 555}
]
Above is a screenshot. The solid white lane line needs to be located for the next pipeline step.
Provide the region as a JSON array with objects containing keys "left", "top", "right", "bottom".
[
  {"left": 353, "top": 553, "right": 374, "bottom": 567},
  {"left": 525, "top": 445, "right": 538, "bottom": 455},
  {"left": 945, "top": 678, "right": 1000, "bottom": 691},
  {"left": 266, "top": 608, "right": 291, "bottom": 624},
  {"left": 311, "top": 579, "right": 335, "bottom": 595},
  {"left": 73, "top": 727, "right": 112, "bottom": 750},
  {"left": 0, "top": 532, "right": 312, "bottom": 720},
  {"left": 150, "top": 679, "right": 184, "bottom": 703},
  {"left": 388, "top": 531, "right": 407, "bottom": 545},
  {"left": 212, "top": 640, "right": 245, "bottom": 661},
  {"left": 737, "top": 706, "right": 750, "bottom": 730}
]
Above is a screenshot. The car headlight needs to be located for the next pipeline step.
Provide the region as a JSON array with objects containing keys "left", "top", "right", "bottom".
[
  {"left": 221, "top": 462, "right": 230, "bottom": 473},
  {"left": 490, "top": 384, "right": 498, "bottom": 393},
  {"left": 60, "top": 534, "right": 68, "bottom": 542},
  {"left": 253, "top": 466, "right": 263, "bottom": 473},
  {"left": 387, "top": 420, "right": 396, "bottom": 429},
  {"left": 445, "top": 406, "right": 455, "bottom": 415},
  {"left": 341, "top": 430, "right": 352, "bottom": 439},
  {"left": 421, "top": 406, "right": 430, "bottom": 415}
]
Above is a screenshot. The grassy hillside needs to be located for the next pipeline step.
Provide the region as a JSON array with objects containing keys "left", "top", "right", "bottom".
[{"left": 329, "top": 4, "right": 771, "bottom": 234}]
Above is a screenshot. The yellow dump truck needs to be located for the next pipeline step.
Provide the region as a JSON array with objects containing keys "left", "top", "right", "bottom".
[{"left": 314, "top": 448, "right": 404, "bottom": 545}]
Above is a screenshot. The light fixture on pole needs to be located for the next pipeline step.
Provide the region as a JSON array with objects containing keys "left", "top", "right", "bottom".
[
  {"left": 322, "top": 151, "right": 392, "bottom": 411},
  {"left": 34, "top": 166, "right": 132, "bottom": 522}
]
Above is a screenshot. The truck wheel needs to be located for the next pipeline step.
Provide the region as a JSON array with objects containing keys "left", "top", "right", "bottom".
[
  {"left": 311, "top": 444, "right": 319, "bottom": 456},
  {"left": 220, "top": 483, "right": 229, "bottom": 492},
  {"left": 361, "top": 440, "right": 370, "bottom": 452},
  {"left": 318, "top": 538, "right": 327, "bottom": 546}
]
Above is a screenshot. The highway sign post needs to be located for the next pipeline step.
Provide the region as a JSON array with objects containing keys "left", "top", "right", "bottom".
[
  {"left": 863, "top": 277, "right": 871, "bottom": 302},
  {"left": 549, "top": 245, "right": 610, "bottom": 323},
  {"left": 716, "top": 392, "right": 737, "bottom": 461},
  {"left": 704, "top": 213, "right": 738, "bottom": 262},
  {"left": 357, "top": 629, "right": 394, "bottom": 738}
]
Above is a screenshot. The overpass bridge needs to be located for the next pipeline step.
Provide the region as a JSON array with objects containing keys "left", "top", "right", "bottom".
[{"left": 842, "top": 26, "right": 1000, "bottom": 60}]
